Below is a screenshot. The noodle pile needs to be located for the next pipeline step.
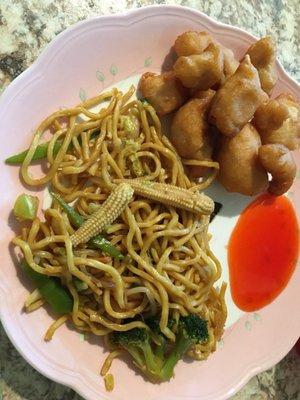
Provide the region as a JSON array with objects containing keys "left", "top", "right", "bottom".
[{"left": 13, "top": 86, "right": 226, "bottom": 374}]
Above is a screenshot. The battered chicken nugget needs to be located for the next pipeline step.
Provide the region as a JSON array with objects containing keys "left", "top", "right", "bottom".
[
  {"left": 222, "top": 46, "right": 239, "bottom": 81},
  {"left": 259, "top": 144, "right": 296, "bottom": 195},
  {"left": 209, "top": 55, "right": 267, "bottom": 137},
  {"left": 139, "top": 71, "right": 188, "bottom": 115},
  {"left": 246, "top": 36, "right": 277, "bottom": 94},
  {"left": 191, "top": 88, "right": 216, "bottom": 101},
  {"left": 173, "top": 42, "right": 224, "bottom": 89},
  {"left": 169, "top": 94, "right": 215, "bottom": 159},
  {"left": 174, "top": 31, "right": 212, "bottom": 56},
  {"left": 254, "top": 94, "right": 300, "bottom": 150},
  {"left": 253, "top": 98, "right": 289, "bottom": 132},
  {"left": 215, "top": 124, "right": 269, "bottom": 196}
]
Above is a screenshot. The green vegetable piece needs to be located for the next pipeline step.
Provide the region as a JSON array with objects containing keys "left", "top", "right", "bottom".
[
  {"left": 112, "top": 328, "right": 163, "bottom": 381},
  {"left": 21, "top": 260, "right": 73, "bottom": 315},
  {"left": 123, "top": 117, "right": 135, "bottom": 133},
  {"left": 5, "top": 141, "right": 62, "bottom": 165},
  {"left": 112, "top": 315, "right": 207, "bottom": 382},
  {"left": 88, "top": 236, "right": 124, "bottom": 260},
  {"left": 51, "top": 191, "right": 84, "bottom": 228},
  {"left": 13, "top": 194, "right": 39, "bottom": 221},
  {"left": 146, "top": 316, "right": 175, "bottom": 359},
  {"left": 159, "top": 314, "right": 208, "bottom": 381},
  {"left": 5, "top": 131, "right": 100, "bottom": 165},
  {"left": 74, "top": 278, "right": 88, "bottom": 291},
  {"left": 51, "top": 192, "right": 124, "bottom": 260}
]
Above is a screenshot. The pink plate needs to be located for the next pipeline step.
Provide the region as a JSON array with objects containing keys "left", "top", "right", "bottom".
[{"left": 0, "top": 5, "right": 299, "bottom": 400}]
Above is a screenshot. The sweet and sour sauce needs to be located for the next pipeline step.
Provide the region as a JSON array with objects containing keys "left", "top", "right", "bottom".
[{"left": 228, "top": 193, "right": 299, "bottom": 311}]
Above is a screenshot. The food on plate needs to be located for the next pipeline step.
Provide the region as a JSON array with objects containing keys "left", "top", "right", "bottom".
[
  {"left": 254, "top": 93, "right": 300, "bottom": 150},
  {"left": 253, "top": 98, "right": 289, "bottom": 132},
  {"left": 209, "top": 55, "right": 267, "bottom": 136},
  {"left": 112, "top": 314, "right": 209, "bottom": 381},
  {"left": 246, "top": 36, "right": 277, "bottom": 94},
  {"left": 13, "top": 193, "right": 39, "bottom": 221},
  {"left": 174, "top": 30, "right": 212, "bottom": 56},
  {"left": 139, "top": 71, "right": 188, "bottom": 115},
  {"left": 6, "top": 28, "right": 300, "bottom": 390},
  {"left": 8, "top": 86, "right": 226, "bottom": 385},
  {"left": 191, "top": 88, "right": 215, "bottom": 100},
  {"left": 169, "top": 90, "right": 218, "bottom": 179},
  {"left": 173, "top": 42, "right": 224, "bottom": 89},
  {"left": 221, "top": 46, "right": 239, "bottom": 80},
  {"left": 258, "top": 144, "right": 297, "bottom": 195},
  {"left": 228, "top": 193, "right": 299, "bottom": 311},
  {"left": 104, "top": 373, "right": 114, "bottom": 392},
  {"left": 173, "top": 31, "right": 238, "bottom": 84},
  {"left": 139, "top": 30, "right": 298, "bottom": 197},
  {"left": 169, "top": 93, "right": 214, "bottom": 158},
  {"left": 215, "top": 124, "right": 269, "bottom": 196}
]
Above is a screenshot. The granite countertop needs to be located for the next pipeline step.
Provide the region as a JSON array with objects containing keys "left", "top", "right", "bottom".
[{"left": 0, "top": 1, "right": 299, "bottom": 399}]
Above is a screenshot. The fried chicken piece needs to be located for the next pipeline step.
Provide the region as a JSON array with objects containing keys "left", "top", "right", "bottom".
[
  {"left": 253, "top": 98, "right": 289, "bottom": 131},
  {"left": 174, "top": 31, "right": 238, "bottom": 85},
  {"left": 258, "top": 144, "right": 296, "bottom": 195},
  {"left": 209, "top": 55, "right": 267, "bottom": 137},
  {"left": 254, "top": 93, "right": 300, "bottom": 150},
  {"left": 173, "top": 42, "right": 224, "bottom": 90},
  {"left": 174, "top": 31, "right": 212, "bottom": 56},
  {"left": 169, "top": 92, "right": 215, "bottom": 159},
  {"left": 221, "top": 46, "right": 239, "bottom": 81},
  {"left": 190, "top": 88, "right": 216, "bottom": 101},
  {"left": 215, "top": 124, "right": 269, "bottom": 196},
  {"left": 246, "top": 36, "right": 277, "bottom": 94},
  {"left": 139, "top": 71, "right": 188, "bottom": 115}
]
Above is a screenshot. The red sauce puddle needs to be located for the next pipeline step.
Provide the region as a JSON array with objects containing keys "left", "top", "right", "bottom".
[{"left": 228, "top": 193, "right": 299, "bottom": 312}]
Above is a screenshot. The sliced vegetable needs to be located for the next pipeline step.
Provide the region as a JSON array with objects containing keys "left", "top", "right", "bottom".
[
  {"left": 51, "top": 191, "right": 124, "bottom": 260},
  {"left": 88, "top": 235, "right": 124, "bottom": 260},
  {"left": 5, "top": 131, "right": 100, "bottom": 165},
  {"left": 13, "top": 194, "right": 39, "bottom": 221},
  {"left": 5, "top": 141, "right": 62, "bottom": 165},
  {"left": 74, "top": 278, "right": 89, "bottom": 291},
  {"left": 123, "top": 116, "right": 137, "bottom": 133},
  {"left": 123, "top": 115, "right": 140, "bottom": 137},
  {"left": 123, "top": 139, "right": 144, "bottom": 177},
  {"left": 21, "top": 260, "right": 73, "bottom": 315},
  {"left": 51, "top": 191, "right": 84, "bottom": 227}
]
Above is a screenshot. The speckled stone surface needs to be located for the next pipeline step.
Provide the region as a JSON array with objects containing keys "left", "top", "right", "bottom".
[{"left": 0, "top": 1, "right": 299, "bottom": 399}]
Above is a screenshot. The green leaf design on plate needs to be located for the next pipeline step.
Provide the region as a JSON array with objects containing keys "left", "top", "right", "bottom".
[
  {"left": 144, "top": 57, "right": 152, "bottom": 67},
  {"left": 110, "top": 64, "right": 118, "bottom": 76},
  {"left": 79, "top": 333, "right": 85, "bottom": 342},
  {"left": 245, "top": 321, "right": 252, "bottom": 331},
  {"left": 79, "top": 88, "right": 87, "bottom": 102},
  {"left": 253, "top": 312, "right": 261, "bottom": 321},
  {"left": 218, "top": 339, "right": 224, "bottom": 348},
  {"left": 96, "top": 71, "right": 105, "bottom": 82}
]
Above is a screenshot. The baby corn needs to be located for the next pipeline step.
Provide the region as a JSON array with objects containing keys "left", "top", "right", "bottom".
[
  {"left": 71, "top": 183, "right": 134, "bottom": 247},
  {"left": 124, "top": 180, "right": 214, "bottom": 215}
]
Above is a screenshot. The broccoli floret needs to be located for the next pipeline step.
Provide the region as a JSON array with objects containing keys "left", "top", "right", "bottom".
[
  {"left": 159, "top": 314, "right": 208, "bottom": 381},
  {"left": 146, "top": 316, "right": 175, "bottom": 359},
  {"left": 112, "top": 328, "right": 163, "bottom": 381},
  {"left": 112, "top": 315, "right": 208, "bottom": 382}
]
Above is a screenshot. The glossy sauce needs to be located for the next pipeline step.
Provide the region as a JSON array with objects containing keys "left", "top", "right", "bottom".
[{"left": 228, "top": 193, "right": 299, "bottom": 312}]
